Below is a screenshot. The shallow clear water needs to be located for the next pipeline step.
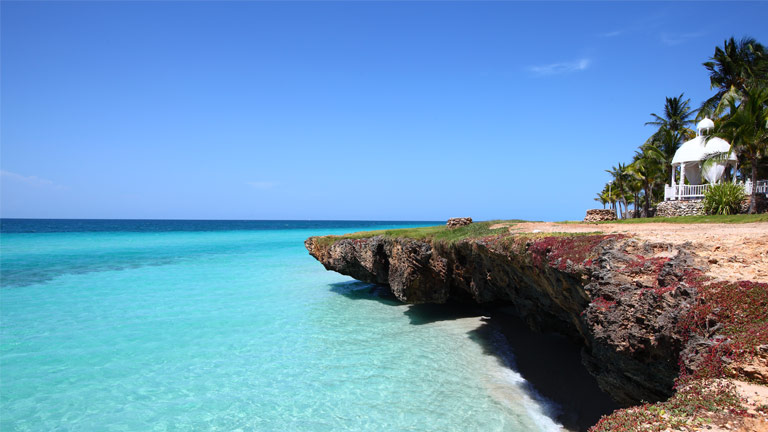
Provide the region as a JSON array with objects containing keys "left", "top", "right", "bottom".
[{"left": 1, "top": 220, "right": 561, "bottom": 431}]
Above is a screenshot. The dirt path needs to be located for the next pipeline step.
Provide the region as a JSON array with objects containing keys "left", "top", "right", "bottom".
[{"left": 501, "top": 222, "right": 768, "bottom": 283}]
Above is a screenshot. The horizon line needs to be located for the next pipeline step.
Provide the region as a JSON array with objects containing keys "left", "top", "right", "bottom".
[{"left": 0, "top": 217, "right": 446, "bottom": 222}]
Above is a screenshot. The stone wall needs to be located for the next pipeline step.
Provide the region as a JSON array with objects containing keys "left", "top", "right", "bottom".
[
  {"left": 583, "top": 209, "right": 617, "bottom": 222},
  {"left": 446, "top": 217, "right": 473, "bottom": 228},
  {"left": 656, "top": 200, "right": 704, "bottom": 218},
  {"left": 740, "top": 194, "right": 768, "bottom": 214},
  {"left": 658, "top": 194, "right": 767, "bottom": 217},
  {"left": 623, "top": 207, "right": 655, "bottom": 219}
]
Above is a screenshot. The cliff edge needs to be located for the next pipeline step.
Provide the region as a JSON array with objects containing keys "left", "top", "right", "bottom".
[{"left": 305, "top": 221, "right": 768, "bottom": 430}]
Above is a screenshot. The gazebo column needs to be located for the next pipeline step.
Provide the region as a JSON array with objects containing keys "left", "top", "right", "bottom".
[
  {"left": 680, "top": 163, "right": 686, "bottom": 199},
  {"left": 670, "top": 164, "right": 677, "bottom": 200}
]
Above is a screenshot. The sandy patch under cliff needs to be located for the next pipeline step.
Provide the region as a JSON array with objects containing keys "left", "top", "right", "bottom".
[{"left": 505, "top": 222, "right": 768, "bottom": 283}]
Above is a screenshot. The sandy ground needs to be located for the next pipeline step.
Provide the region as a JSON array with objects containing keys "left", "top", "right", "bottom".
[
  {"left": 495, "top": 222, "right": 768, "bottom": 283},
  {"left": 691, "top": 380, "right": 768, "bottom": 432}
]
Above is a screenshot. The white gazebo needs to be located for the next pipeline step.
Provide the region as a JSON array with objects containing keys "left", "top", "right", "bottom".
[{"left": 664, "top": 118, "right": 739, "bottom": 200}]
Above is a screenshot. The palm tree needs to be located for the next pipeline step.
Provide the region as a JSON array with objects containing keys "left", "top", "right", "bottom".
[
  {"left": 711, "top": 86, "right": 768, "bottom": 213},
  {"left": 594, "top": 191, "right": 608, "bottom": 209},
  {"left": 701, "top": 37, "right": 768, "bottom": 116},
  {"left": 650, "top": 127, "right": 685, "bottom": 184},
  {"left": 646, "top": 94, "right": 697, "bottom": 138},
  {"left": 625, "top": 176, "right": 644, "bottom": 218},
  {"left": 606, "top": 163, "right": 628, "bottom": 218},
  {"left": 599, "top": 183, "right": 619, "bottom": 216},
  {"left": 628, "top": 144, "right": 667, "bottom": 216}
]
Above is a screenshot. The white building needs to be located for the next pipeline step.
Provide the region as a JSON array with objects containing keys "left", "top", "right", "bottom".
[{"left": 664, "top": 118, "right": 766, "bottom": 200}]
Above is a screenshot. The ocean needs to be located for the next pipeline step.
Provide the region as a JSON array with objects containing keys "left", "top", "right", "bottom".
[{"left": 0, "top": 219, "right": 562, "bottom": 431}]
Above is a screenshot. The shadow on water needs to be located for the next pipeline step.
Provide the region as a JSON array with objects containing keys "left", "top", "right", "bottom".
[
  {"left": 328, "top": 281, "right": 402, "bottom": 306},
  {"left": 328, "top": 283, "right": 618, "bottom": 431},
  {"left": 403, "top": 303, "right": 485, "bottom": 325},
  {"left": 466, "top": 310, "right": 619, "bottom": 432}
]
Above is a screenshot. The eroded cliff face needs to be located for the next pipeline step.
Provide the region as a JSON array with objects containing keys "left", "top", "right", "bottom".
[{"left": 305, "top": 234, "right": 706, "bottom": 406}]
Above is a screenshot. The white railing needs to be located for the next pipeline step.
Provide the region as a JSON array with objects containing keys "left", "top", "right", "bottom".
[
  {"left": 757, "top": 180, "right": 768, "bottom": 194},
  {"left": 664, "top": 183, "right": 711, "bottom": 200},
  {"left": 664, "top": 179, "right": 768, "bottom": 201}
]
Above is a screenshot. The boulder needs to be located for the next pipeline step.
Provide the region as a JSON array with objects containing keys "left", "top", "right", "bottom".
[
  {"left": 446, "top": 217, "right": 473, "bottom": 228},
  {"left": 584, "top": 209, "right": 617, "bottom": 223}
]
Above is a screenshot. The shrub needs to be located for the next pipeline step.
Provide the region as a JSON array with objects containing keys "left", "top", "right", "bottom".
[{"left": 703, "top": 183, "right": 745, "bottom": 215}]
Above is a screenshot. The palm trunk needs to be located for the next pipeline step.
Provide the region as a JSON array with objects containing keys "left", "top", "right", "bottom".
[
  {"left": 644, "top": 184, "right": 651, "bottom": 217},
  {"left": 750, "top": 158, "right": 758, "bottom": 214},
  {"left": 634, "top": 193, "right": 640, "bottom": 218},
  {"left": 668, "top": 166, "right": 673, "bottom": 188},
  {"left": 623, "top": 199, "right": 628, "bottom": 218}
]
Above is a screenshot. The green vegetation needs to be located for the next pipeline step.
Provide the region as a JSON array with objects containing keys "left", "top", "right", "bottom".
[
  {"left": 315, "top": 220, "right": 525, "bottom": 246},
  {"left": 712, "top": 86, "right": 768, "bottom": 213},
  {"left": 585, "top": 213, "right": 768, "bottom": 224},
  {"left": 703, "top": 182, "right": 746, "bottom": 215},
  {"left": 590, "top": 380, "right": 743, "bottom": 432},
  {"left": 599, "top": 37, "right": 768, "bottom": 218}
]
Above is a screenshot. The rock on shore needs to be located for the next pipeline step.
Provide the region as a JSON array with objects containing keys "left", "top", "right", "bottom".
[{"left": 305, "top": 233, "right": 708, "bottom": 406}]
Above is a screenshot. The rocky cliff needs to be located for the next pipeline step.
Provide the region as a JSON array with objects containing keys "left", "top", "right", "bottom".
[{"left": 305, "top": 232, "right": 708, "bottom": 406}]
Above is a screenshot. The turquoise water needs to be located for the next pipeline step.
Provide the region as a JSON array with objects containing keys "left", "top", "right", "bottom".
[{"left": 1, "top": 220, "right": 561, "bottom": 431}]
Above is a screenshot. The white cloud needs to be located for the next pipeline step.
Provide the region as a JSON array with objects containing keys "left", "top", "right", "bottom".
[
  {"left": 529, "top": 58, "right": 591, "bottom": 76},
  {"left": 246, "top": 181, "right": 276, "bottom": 190},
  {"left": 0, "top": 170, "right": 67, "bottom": 190},
  {"left": 660, "top": 32, "right": 705, "bottom": 46},
  {"left": 600, "top": 30, "right": 622, "bottom": 38}
]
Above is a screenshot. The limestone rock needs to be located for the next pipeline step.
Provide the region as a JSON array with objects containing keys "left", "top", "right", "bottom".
[
  {"left": 656, "top": 200, "right": 704, "bottom": 218},
  {"left": 446, "top": 217, "right": 473, "bottom": 228},
  {"left": 305, "top": 233, "right": 715, "bottom": 406},
  {"left": 584, "top": 209, "right": 617, "bottom": 222}
]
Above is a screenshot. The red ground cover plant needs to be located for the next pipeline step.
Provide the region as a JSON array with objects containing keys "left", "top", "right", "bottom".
[
  {"left": 590, "top": 380, "right": 744, "bottom": 432},
  {"left": 591, "top": 297, "right": 617, "bottom": 311},
  {"left": 590, "top": 278, "right": 768, "bottom": 431},
  {"left": 679, "top": 279, "right": 768, "bottom": 381},
  {"left": 622, "top": 255, "right": 669, "bottom": 278},
  {"left": 527, "top": 234, "right": 624, "bottom": 270}
]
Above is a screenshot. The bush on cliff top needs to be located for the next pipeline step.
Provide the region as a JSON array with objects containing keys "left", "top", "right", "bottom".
[{"left": 703, "top": 183, "right": 746, "bottom": 215}]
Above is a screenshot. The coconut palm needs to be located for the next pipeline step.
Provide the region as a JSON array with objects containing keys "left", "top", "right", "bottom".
[
  {"left": 598, "top": 183, "right": 620, "bottom": 216},
  {"left": 625, "top": 175, "right": 644, "bottom": 218},
  {"left": 628, "top": 144, "right": 667, "bottom": 216},
  {"left": 594, "top": 191, "right": 608, "bottom": 210},
  {"left": 646, "top": 94, "right": 697, "bottom": 138},
  {"left": 650, "top": 127, "right": 685, "bottom": 184},
  {"left": 606, "top": 163, "right": 629, "bottom": 218},
  {"left": 711, "top": 86, "right": 768, "bottom": 213},
  {"left": 701, "top": 37, "right": 768, "bottom": 116}
]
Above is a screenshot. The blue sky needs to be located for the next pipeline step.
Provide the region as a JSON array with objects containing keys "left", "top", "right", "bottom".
[{"left": 2, "top": 1, "right": 767, "bottom": 221}]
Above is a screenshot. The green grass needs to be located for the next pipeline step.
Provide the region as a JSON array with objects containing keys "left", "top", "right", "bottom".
[
  {"left": 562, "top": 213, "right": 768, "bottom": 224},
  {"left": 314, "top": 220, "right": 525, "bottom": 246}
]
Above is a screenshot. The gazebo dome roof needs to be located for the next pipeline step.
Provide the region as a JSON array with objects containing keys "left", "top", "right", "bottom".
[
  {"left": 671, "top": 136, "right": 736, "bottom": 165},
  {"left": 697, "top": 118, "right": 715, "bottom": 131},
  {"left": 703, "top": 136, "right": 734, "bottom": 156}
]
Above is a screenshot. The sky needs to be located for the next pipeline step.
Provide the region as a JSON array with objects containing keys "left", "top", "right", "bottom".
[{"left": 2, "top": 1, "right": 767, "bottom": 221}]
